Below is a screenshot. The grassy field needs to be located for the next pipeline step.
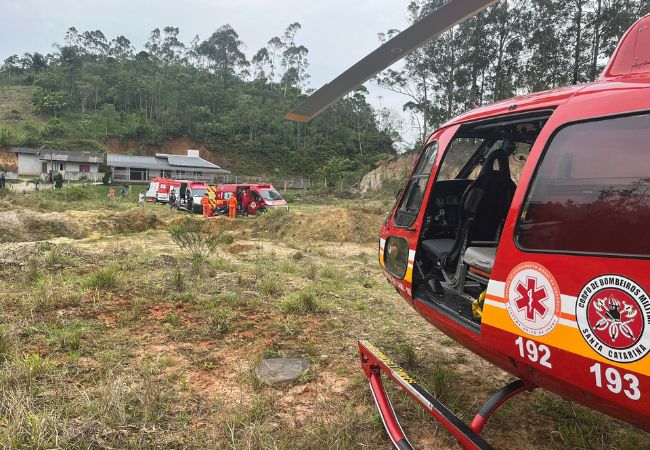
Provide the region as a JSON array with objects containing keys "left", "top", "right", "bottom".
[
  {"left": 0, "top": 186, "right": 648, "bottom": 449},
  {"left": 0, "top": 86, "right": 41, "bottom": 130}
]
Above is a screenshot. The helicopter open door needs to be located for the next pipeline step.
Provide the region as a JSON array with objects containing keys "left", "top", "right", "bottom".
[{"left": 411, "top": 110, "right": 553, "bottom": 331}]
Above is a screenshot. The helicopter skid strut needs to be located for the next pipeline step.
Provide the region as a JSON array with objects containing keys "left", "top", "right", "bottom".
[{"left": 359, "top": 340, "right": 535, "bottom": 450}]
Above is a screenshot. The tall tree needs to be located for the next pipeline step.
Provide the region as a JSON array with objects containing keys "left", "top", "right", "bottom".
[{"left": 198, "top": 25, "right": 248, "bottom": 83}]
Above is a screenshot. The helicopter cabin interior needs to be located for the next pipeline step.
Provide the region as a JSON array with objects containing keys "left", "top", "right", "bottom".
[{"left": 406, "top": 110, "right": 554, "bottom": 332}]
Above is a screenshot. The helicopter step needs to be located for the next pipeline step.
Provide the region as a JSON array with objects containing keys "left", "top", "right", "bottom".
[{"left": 359, "top": 340, "right": 535, "bottom": 450}]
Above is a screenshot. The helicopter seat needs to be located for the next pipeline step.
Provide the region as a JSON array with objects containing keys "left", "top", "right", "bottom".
[
  {"left": 420, "top": 144, "right": 516, "bottom": 271},
  {"left": 463, "top": 246, "right": 496, "bottom": 274},
  {"left": 421, "top": 239, "right": 455, "bottom": 264}
]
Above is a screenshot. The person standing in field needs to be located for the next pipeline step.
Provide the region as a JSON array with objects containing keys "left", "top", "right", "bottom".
[
  {"left": 169, "top": 189, "right": 177, "bottom": 209},
  {"left": 240, "top": 189, "right": 250, "bottom": 216},
  {"left": 228, "top": 194, "right": 237, "bottom": 219},
  {"left": 138, "top": 191, "right": 145, "bottom": 206},
  {"left": 108, "top": 186, "right": 115, "bottom": 199},
  {"left": 201, "top": 192, "right": 211, "bottom": 218},
  {"left": 186, "top": 191, "right": 194, "bottom": 212}
]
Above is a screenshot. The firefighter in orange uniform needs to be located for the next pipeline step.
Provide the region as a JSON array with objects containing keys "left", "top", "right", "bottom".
[
  {"left": 201, "top": 193, "right": 211, "bottom": 218},
  {"left": 227, "top": 194, "right": 237, "bottom": 219}
]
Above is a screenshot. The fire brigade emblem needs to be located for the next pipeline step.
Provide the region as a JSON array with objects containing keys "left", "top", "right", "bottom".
[
  {"left": 505, "top": 262, "right": 561, "bottom": 336},
  {"left": 576, "top": 275, "right": 650, "bottom": 363}
]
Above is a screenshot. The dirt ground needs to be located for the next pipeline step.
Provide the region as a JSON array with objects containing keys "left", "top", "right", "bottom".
[{"left": 0, "top": 191, "right": 648, "bottom": 450}]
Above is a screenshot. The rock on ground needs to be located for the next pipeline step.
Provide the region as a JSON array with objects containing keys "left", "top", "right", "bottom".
[{"left": 254, "top": 358, "right": 310, "bottom": 385}]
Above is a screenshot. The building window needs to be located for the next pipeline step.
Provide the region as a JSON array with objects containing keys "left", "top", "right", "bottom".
[
  {"left": 160, "top": 170, "right": 172, "bottom": 178},
  {"left": 113, "top": 167, "right": 127, "bottom": 181},
  {"left": 517, "top": 113, "right": 650, "bottom": 257},
  {"left": 59, "top": 163, "right": 64, "bottom": 171},
  {"left": 176, "top": 170, "right": 186, "bottom": 178},
  {"left": 129, "top": 168, "right": 148, "bottom": 181},
  {"left": 80, "top": 164, "right": 90, "bottom": 173},
  {"left": 194, "top": 171, "right": 203, "bottom": 177}
]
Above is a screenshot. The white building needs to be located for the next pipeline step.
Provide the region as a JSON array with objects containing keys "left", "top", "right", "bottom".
[
  {"left": 106, "top": 149, "right": 229, "bottom": 183},
  {"left": 11, "top": 147, "right": 104, "bottom": 181}
]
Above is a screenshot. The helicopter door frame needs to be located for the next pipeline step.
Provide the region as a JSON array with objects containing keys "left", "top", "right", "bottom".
[{"left": 381, "top": 125, "right": 461, "bottom": 306}]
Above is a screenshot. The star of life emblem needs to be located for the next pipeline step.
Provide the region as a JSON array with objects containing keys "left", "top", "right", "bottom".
[
  {"left": 577, "top": 275, "right": 650, "bottom": 363},
  {"left": 505, "top": 262, "right": 561, "bottom": 336}
]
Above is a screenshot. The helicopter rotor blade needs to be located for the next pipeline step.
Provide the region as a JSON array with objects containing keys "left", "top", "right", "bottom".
[{"left": 286, "top": 0, "right": 499, "bottom": 122}]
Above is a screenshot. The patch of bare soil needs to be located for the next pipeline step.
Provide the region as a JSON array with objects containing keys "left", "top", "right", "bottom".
[
  {"left": 0, "top": 209, "right": 88, "bottom": 242},
  {"left": 227, "top": 243, "right": 256, "bottom": 254},
  {"left": 0, "top": 148, "right": 17, "bottom": 173},
  {"left": 0, "top": 208, "right": 160, "bottom": 243},
  {"left": 252, "top": 207, "right": 383, "bottom": 244},
  {"left": 92, "top": 208, "right": 161, "bottom": 234}
]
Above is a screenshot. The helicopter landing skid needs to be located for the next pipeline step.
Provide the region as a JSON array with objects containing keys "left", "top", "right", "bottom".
[{"left": 358, "top": 340, "right": 534, "bottom": 450}]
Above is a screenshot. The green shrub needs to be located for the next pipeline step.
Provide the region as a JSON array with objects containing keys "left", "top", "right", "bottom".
[
  {"left": 169, "top": 218, "right": 232, "bottom": 260},
  {"left": 27, "top": 177, "right": 43, "bottom": 191},
  {"left": 0, "top": 128, "right": 14, "bottom": 147},
  {"left": 42, "top": 118, "right": 66, "bottom": 138},
  {"left": 53, "top": 173, "right": 64, "bottom": 189},
  {"left": 21, "top": 121, "right": 42, "bottom": 146},
  {"left": 102, "top": 170, "right": 112, "bottom": 185}
]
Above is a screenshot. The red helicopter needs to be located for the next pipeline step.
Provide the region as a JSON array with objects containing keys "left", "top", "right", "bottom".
[{"left": 288, "top": 0, "right": 650, "bottom": 448}]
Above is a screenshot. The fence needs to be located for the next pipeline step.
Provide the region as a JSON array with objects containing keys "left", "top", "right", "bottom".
[{"left": 39, "top": 171, "right": 104, "bottom": 182}]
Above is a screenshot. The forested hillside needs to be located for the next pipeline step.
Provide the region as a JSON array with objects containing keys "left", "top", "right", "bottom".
[
  {"left": 0, "top": 23, "right": 396, "bottom": 178},
  {"left": 0, "top": 0, "right": 648, "bottom": 178}
]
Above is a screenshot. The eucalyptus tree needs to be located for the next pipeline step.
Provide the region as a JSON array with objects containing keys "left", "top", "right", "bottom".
[{"left": 198, "top": 25, "right": 249, "bottom": 84}]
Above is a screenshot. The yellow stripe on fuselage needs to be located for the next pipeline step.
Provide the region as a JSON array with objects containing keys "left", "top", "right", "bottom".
[{"left": 482, "top": 298, "right": 650, "bottom": 375}]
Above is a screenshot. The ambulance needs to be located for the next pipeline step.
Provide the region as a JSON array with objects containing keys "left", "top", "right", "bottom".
[
  {"left": 155, "top": 178, "right": 180, "bottom": 203},
  {"left": 211, "top": 183, "right": 288, "bottom": 215},
  {"left": 145, "top": 177, "right": 162, "bottom": 202},
  {"left": 177, "top": 181, "right": 210, "bottom": 213}
]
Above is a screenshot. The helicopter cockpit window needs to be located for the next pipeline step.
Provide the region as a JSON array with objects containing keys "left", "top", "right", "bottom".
[
  {"left": 517, "top": 113, "right": 650, "bottom": 257},
  {"left": 393, "top": 141, "right": 439, "bottom": 228},
  {"left": 436, "top": 138, "right": 485, "bottom": 181}
]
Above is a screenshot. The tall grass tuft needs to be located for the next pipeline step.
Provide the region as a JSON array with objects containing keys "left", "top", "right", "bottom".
[
  {"left": 87, "top": 267, "right": 118, "bottom": 290},
  {"left": 281, "top": 290, "right": 323, "bottom": 314},
  {"left": 171, "top": 268, "right": 185, "bottom": 292}
]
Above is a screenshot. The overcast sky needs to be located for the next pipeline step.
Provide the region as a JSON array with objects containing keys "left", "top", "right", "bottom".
[{"left": 1, "top": 0, "right": 418, "bottom": 147}]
